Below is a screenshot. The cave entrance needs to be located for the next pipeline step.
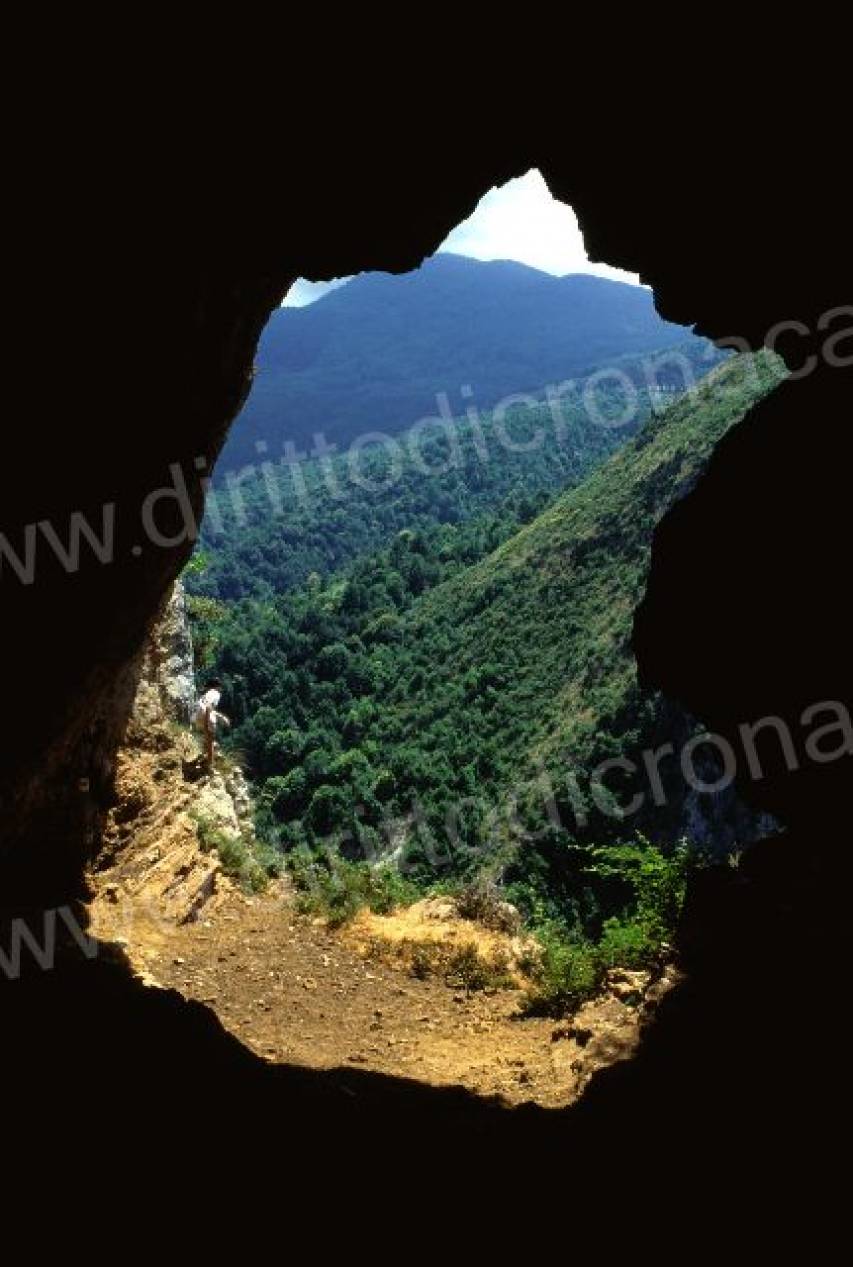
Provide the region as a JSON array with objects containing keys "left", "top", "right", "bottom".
[{"left": 91, "top": 168, "right": 783, "bottom": 1106}]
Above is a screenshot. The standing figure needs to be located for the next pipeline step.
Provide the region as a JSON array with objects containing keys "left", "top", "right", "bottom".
[{"left": 195, "top": 678, "right": 230, "bottom": 771}]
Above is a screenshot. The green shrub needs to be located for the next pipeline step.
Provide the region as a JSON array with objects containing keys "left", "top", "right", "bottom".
[
  {"left": 523, "top": 922, "right": 602, "bottom": 1015},
  {"left": 445, "top": 943, "right": 513, "bottom": 993},
  {"left": 588, "top": 836, "right": 690, "bottom": 945},
  {"left": 595, "top": 917, "right": 659, "bottom": 970},
  {"left": 215, "top": 833, "right": 247, "bottom": 873},
  {"left": 455, "top": 875, "right": 520, "bottom": 933},
  {"left": 287, "top": 850, "right": 418, "bottom": 927},
  {"left": 397, "top": 938, "right": 512, "bottom": 992},
  {"left": 192, "top": 812, "right": 230, "bottom": 855},
  {"left": 522, "top": 837, "right": 691, "bottom": 1016},
  {"left": 191, "top": 812, "right": 271, "bottom": 895}
]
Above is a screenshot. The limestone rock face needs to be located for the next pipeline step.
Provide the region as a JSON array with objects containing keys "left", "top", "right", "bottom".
[
  {"left": 90, "top": 580, "right": 258, "bottom": 934},
  {"left": 154, "top": 582, "right": 197, "bottom": 725},
  {"left": 195, "top": 765, "right": 254, "bottom": 839},
  {"left": 130, "top": 581, "right": 196, "bottom": 737}
]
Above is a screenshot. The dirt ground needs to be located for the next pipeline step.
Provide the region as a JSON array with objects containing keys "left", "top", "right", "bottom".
[
  {"left": 91, "top": 874, "right": 676, "bottom": 1109},
  {"left": 88, "top": 719, "right": 676, "bottom": 1110}
]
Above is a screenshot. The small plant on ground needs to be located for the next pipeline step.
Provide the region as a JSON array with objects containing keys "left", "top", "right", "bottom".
[
  {"left": 191, "top": 812, "right": 273, "bottom": 894},
  {"left": 445, "top": 943, "right": 514, "bottom": 993},
  {"left": 522, "top": 922, "right": 602, "bottom": 1015},
  {"left": 454, "top": 875, "right": 521, "bottom": 934},
  {"left": 378, "top": 937, "right": 514, "bottom": 993},
  {"left": 408, "top": 940, "right": 444, "bottom": 980}
]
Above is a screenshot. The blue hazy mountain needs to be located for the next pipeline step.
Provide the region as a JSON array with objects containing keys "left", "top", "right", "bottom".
[{"left": 219, "top": 253, "right": 705, "bottom": 472}]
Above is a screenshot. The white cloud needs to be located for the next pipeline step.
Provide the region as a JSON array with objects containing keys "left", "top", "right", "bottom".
[
  {"left": 437, "top": 169, "right": 641, "bottom": 285},
  {"left": 283, "top": 275, "right": 351, "bottom": 308}
]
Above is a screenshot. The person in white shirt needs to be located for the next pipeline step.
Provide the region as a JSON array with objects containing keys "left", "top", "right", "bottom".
[{"left": 195, "top": 678, "right": 230, "bottom": 771}]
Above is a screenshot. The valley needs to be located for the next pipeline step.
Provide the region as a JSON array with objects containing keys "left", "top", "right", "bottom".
[{"left": 188, "top": 350, "right": 786, "bottom": 940}]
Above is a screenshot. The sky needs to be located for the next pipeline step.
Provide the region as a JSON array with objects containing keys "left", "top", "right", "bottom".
[{"left": 282, "top": 168, "right": 640, "bottom": 306}]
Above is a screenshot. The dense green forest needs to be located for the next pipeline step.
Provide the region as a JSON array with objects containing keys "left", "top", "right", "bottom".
[
  {"left": 218, "top": 254, "right": 719, "bottom": 469},
  {"left": 192, "top": 338, "right": 721, "bottom": 603},
  {"left": 188, "top": 352, "right": 786, "bottom": 955}
]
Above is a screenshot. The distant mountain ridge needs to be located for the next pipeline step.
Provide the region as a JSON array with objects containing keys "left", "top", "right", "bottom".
[{"left": 219, "top": 254, "right": 710, "bottom": 472}]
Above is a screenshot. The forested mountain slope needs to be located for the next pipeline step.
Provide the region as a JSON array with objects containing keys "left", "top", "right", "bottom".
[
  {"left": 194, "top": 340, "right": 715, "bottom": 602},
  {"left": 190, "top": 352, "right": 786, "bottom": 926}
]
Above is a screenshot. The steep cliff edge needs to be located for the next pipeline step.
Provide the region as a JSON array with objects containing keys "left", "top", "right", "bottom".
[{"left": 89, "top": 581, "right": 259, "bottom": 939}]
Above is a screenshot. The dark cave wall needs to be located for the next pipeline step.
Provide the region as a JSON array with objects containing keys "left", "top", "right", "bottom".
[
  {"left": 1, "top": 268, "right": 292, "bottom": 899},
  {"left": 634, "top": 361, "right": 852, "bottom": 832},
  {"left": 1, "top": 123, "right": 850, "bottom": 903},
  {"left": 1, "top": 85, "right": 851, "bottom": 1210}
]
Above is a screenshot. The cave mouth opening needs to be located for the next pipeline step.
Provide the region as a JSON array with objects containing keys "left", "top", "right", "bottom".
[
  {"left": 84, "top": 169, "right": 786, "bottom": 1107},
  {"left": 5, "top": 118, "right": 852, "bottom": 1189}
]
